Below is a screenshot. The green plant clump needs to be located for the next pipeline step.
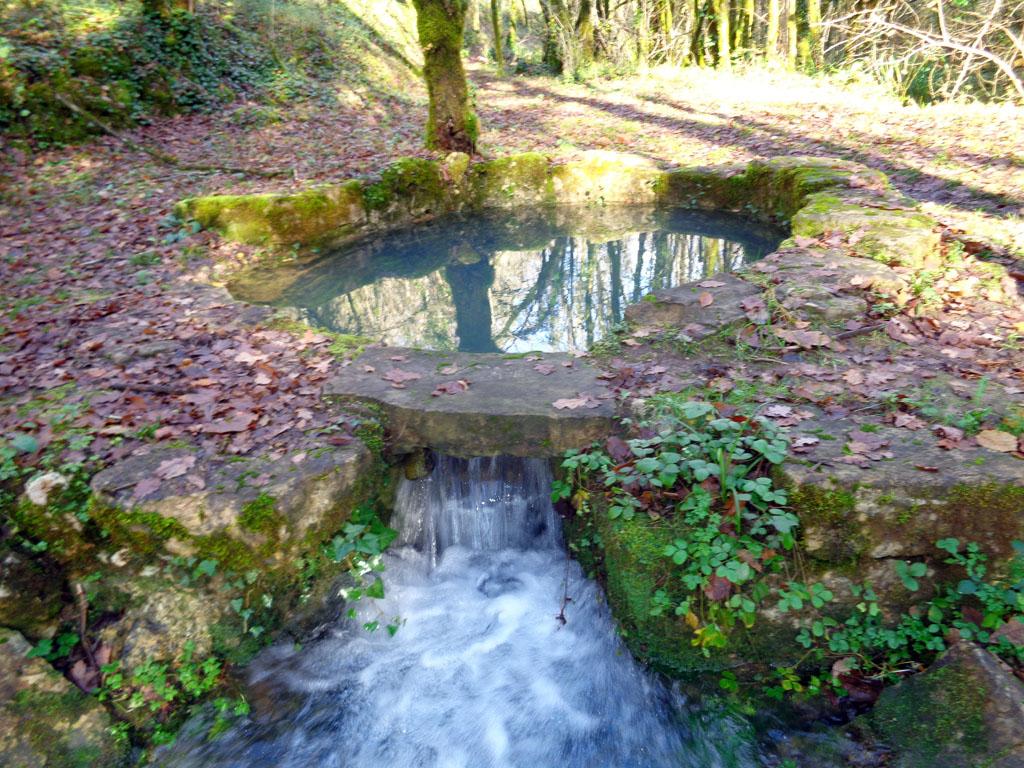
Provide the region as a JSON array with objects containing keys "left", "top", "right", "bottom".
[{"left": 554, "top": 400, "right": 799, "bottom": 652}]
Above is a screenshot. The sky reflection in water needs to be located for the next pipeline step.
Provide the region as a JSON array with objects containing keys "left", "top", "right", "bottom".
[{"left": 229, "top": 207, "right": 783, "bottom": 353}]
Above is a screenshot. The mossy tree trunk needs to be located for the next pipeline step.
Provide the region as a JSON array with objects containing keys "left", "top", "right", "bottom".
[
  {"left": 412, "top": 0, "right": 479, "bottom": 154},
  {"left": 713, "top": 0, "right": 730, "bottom": 67},
  {"left": 766, "top": 0, "right": 780, "bottom": 61},
  {"left": 784, "top": 0, "right": 798, "bottom": 68},
  {"left": 490, "top": 0, "right": 506, "bottom": 75},
  {"left": 576, "top": 0, "right": 595, "bottom": 67},
  {"left": 800, "top": 0, "right": 823, "bottom": 69},
  {"left": 740, "top": 0, "right": 755, "bottom": 57}
]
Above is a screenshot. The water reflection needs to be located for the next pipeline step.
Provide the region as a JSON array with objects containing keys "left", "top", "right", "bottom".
[{"left": 229, "top": 207, "right": 783, "bottom": 353}]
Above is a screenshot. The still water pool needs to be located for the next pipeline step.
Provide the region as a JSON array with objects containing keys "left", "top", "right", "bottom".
[{"left": 228, "top": 206, "right": 783, "bottom": 353}]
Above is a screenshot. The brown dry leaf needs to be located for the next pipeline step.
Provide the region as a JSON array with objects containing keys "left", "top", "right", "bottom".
[
  {"left": 703, "top": 575, "right": 732, "bottom": 601},
  {"left": 533, "top": 363, "right": 556, "bottom": 375},
  {"left": 791, "top": 435, "right": 820, "bottom": 453},
  {"left": 774, "top": 327, "right": 832, "bottom": 348},
  {"left": 740, "top": 296, "right": 769, "bottom": 325},
  {"left": 432, "top": 380, "right": 471, "bottom": 396},
  {"left": 699, "top": 279, "right": 726, "bottom": 288},
  {"left": 698, "top": 291, "right": 714, "bottom": 308},
  {"left": 553, "top": 395, "right": 600, "bottom": 410},
  {"left": 892, "top": 412, "right": 926, "bottom": 430},
  {"left": 131, "top": 476, "right": 161, "bottom": 501},
  {"left": 381, "top": 369, "right": 422, "bottom": 388},
  {"left": 155, "top": 455, "right": 196, "bottom": 480},
  {"left": 439, "top": 364, "right": 460, "bottom": 375},
  {"left": 976, "top": 429, "right": 1018, "bottom": 453},
  {"left": 843, "top": 369, "right": 864, "bottom": 386},
  {"left": 205, "top": 411, "right": 257, "bottom": 434}
]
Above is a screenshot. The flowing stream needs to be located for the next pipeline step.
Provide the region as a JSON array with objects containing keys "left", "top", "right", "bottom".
[{"left": 159, "top": 456, "right": 758, "bottom": 768}]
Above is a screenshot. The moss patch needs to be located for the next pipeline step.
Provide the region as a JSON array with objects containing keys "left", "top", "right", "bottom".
[
  {"left": 176, "top": 181, "right": 366, "bottom": 245},
  {"left": 238, "top": 493, "right": 283, "bottom": 536},
  {"left": 783, "top": 479, "right": 863, "bottom": 564},
  {"left": 364, "top": 156, "right": 448, "bottom": 213},
  {"left": 868, "top": 662, "right": 988, "bottom": 767},
  {"left": 467, "top": 152, "right": 554, "bottom": 208}
]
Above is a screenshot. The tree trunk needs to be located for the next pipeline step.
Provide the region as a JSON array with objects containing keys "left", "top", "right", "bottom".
[
  {"left": 766, "top": 0, "right": 780, "bottom": 60},
  {"left": 802, "top": 0, "right": 823, "bottom": 69},
  {"left": 740, "top": 0, "right": 754, "bottom": 56},
  {"left": 637, "top": 0, "right": 652, "bottom": 67},
  {"left": 490, "top": 0, "right": 506, "bottom": 75},
  {"left": 576, "top": 0, "right": 595, "bottom": 66},
  {"left": 412, "top": 0, "right": 478, "bottom": 153},
  {"left": 539, "top": 0, "right": 566, "bottom": 73},
  {"left": 785, "top": 0, "right": 798, "bottom": 68},
  {"left": 714, "top": 0, "right": 730, "bottom": 67}
]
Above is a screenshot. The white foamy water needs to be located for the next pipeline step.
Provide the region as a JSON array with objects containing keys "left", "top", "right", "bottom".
[{"left": 157, "top": 456, "right": 756, "bottom": 768}]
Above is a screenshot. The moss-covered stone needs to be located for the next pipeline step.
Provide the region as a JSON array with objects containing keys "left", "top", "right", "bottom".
[
  {"left": 0, "top": 628, "right": 129, "bottom": 768},
  {"left": 550, "top": 151, "right": 662, "bottom": 205},
  {"left": 178, "top": 153, "right": 945, "bottom": 291},
  {"left": 567, "top": 495, "right": 808, "bottom": 680},
  {"left": 783, "top": 479, "right": 863, "bottom": 564},
  {"left": 238, "top": 493, "right": 284, "bottom": 537},
  {"left": 364, "top": 156, "right": 449, "bottom": 215},
  {"left": 0, "top": 546, "right": 65, "bottom": 638},
  {"left": 175, "top": 181, "right": 366, "bottom": 245},
  {"left": 866, "top": 642, "right": 1024, "bottom": 767},
  {"left": 466, "top": 152, "right": 554, "bottom": 208},
  {"left": 791, "top": 192, "right": 940, "bottom": 267}
]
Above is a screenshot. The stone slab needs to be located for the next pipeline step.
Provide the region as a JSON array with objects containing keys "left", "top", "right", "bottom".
[
  {"left": 780, "top": 412, "right": 1024, "bottom": 565},
  {"left": 324, "top": 348, "right": 617, "bottom": 457},
  {"left": 623, "top": 273, "right": 761, "bottom": 336}
]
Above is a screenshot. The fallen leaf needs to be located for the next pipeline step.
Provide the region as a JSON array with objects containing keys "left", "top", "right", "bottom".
[
  {"left": 553, "top": 395, "right": 600, "bottom": 410},
  {"left": 432, "top": 380, "right": 471, "bottom": 396},
  {"left": 976, "top": 429, "right": 1018, "bottom": 453},
  {"left": 774, "top": 327, "right": 832, "bottom": 348},
  {"left": 155, "top": 455, "right": 196, "bottom": 480},
  {"left": 698, "top": 291, "right": 714, "bottom": 308},
  {"left": 131, "top": 476, "right": 161, "bottom": 501},
  {"left": 205, "top": 411, "right": 257, "bottom": 434},
  {"left": 381, "top": 369, "right": 422, "bottom": 388},
  {"left": 703, "top": 574, "right": 732, "bottom": 601},
  {"left": 843, "top": 369, "right": 864, "bottom": 386},
  {"left": 533, "top": 363, "right": 556, "bottom": 375}
]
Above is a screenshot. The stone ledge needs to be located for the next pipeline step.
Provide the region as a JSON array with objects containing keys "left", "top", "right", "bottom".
[{"left": 323, "top": 347, "right": 617, "bottom": 457}]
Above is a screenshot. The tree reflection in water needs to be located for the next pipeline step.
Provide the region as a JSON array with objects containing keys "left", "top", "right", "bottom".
[{"left": 229, "top": 206, "right": 783, "bottom": 353}]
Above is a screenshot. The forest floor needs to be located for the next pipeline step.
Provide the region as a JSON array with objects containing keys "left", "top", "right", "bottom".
[{"left": 2, "top": 65, "right": 1023, "bottom": 482}]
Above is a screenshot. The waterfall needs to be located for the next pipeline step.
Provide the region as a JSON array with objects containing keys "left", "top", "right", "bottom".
[
  {"left": 155, "top": 455, "right": 756, "bottom": 768},
  {"left": 392, "top": 455, "right": 562, "bottom": 563}
]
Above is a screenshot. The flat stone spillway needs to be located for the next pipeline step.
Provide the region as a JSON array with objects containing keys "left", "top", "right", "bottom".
[{"left": 324, "top": 348, "right": 617, "bottom": 457}]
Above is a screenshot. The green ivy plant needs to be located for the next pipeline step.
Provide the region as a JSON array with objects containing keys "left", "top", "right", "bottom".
[
  {"left": 326, "top": 503, "right": 399, "bottom": 635},
  {"left": 98, "top": 640, "right": 249, "bottom": 746},
  {"left": 554, "top": 401, "right": 796, "bottom": 651},
  {"left": 556, "top": 399, "right": 1024, "bottom": 701},
  {"left": 788, "top": 538, "right": 1024, "bottom": 696}
]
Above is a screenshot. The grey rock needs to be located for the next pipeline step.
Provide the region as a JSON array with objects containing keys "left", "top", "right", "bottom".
[
  {"left": 624, "top": 273, "right": 760, "bottom": 336},
  {"left": 324, "top": 347, "right": 616, "bottom": 457}
]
